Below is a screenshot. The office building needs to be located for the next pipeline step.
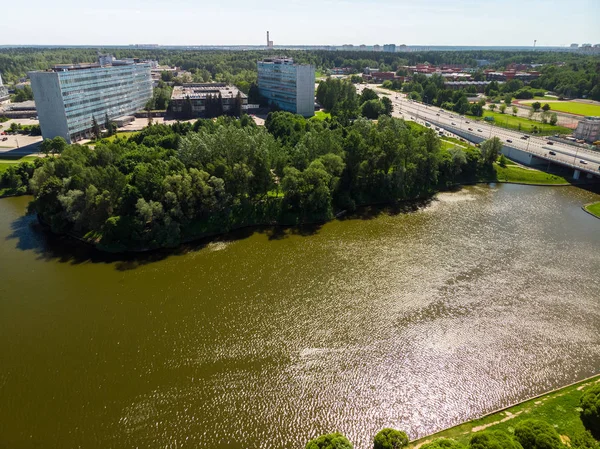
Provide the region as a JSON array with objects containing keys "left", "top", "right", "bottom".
[
  {"left": 169, "top": 83, "right": 247, "bottom": 118},
  {"left": 574, "top": 117, "right": 600, "bottom": 143},
  {"left": 257, "top": 57, "right": 315, "bottom": 117},
  {"left": 0, "top": 74, "right": 9, "bottom": 103},
  {"left": 29, "top": 57, "right": 152, "bottom": 143}
]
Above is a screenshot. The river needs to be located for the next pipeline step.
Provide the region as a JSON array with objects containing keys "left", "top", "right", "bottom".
[{"left": 1, "top": 184, "right": 599, "bottom": 449}]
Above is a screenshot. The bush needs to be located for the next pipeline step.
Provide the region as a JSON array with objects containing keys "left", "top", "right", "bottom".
[
  {"left": 422, "top": 438, "right": 466, "bottom": 449},
  {"left": 374, "top": 428, "right": 409, "bottom": 449},
  {"left": 470, "top": 430, "right": 523, "bottom": 449},
  {"left": 571, "top": 430, "right": 600, "bottom": 449},
  {"left": 514, "top": 419, "right": 562, "bottom": 449},
  {"left": 580, "top": 384, "right": 600, "bottom": 438},
  {"left": 306, "top": 433, "right": 353, "bottom": 449}
]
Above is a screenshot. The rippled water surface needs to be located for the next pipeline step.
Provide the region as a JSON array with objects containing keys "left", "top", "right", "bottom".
[{"left": 1, "top": 185, "right": 600, "bottom": 449}]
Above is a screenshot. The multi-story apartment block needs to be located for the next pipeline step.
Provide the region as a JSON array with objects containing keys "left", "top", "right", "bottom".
[
  {"left": 257, "top": 58, "right": 315, "bottom": 117},
  {"left": 29, "top": 58, "right": 152, "bottom": 143}
]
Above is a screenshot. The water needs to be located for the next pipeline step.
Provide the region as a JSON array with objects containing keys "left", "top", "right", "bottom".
[{"left": 1, "top": 184, "right": 599, "bottom": 449}]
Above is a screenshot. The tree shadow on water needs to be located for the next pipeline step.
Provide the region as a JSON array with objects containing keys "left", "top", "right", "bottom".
[{"left": 6, "top": 214, "right": 324, "bottom": 272}]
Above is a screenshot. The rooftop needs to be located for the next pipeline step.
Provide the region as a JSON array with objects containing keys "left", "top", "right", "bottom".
[{"left": 171, "top": 83, "right": 247, "bottom": 100}]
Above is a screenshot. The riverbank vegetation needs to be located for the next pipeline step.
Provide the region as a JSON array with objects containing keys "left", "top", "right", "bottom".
[
  {"left": 305, "top": 377, "right": 600, "bottom": 449},
  {"left": 2, "top": 111, "right": 591, "bottom": 250},
  {"left": 10, "top": 112, "right": 505, "bottom": 251}
]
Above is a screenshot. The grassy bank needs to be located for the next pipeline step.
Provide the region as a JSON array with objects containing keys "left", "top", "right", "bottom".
[
  {"left": 0, "top": 155, "right": 38, "bottom": 174},
  {"left": 410, "top": 375, "right": 600, "bottom": 448},
  {"left": 519, "top": 100, "right": 600, "bottom": 116},
  {"left": 584, "top": 201, "right": 600, "bottom": 218},
  {"left": 491, "top": 163, "right": 571, "bottom": 184},
  {"left": 468, "top": 111, "right": 571, "bottom": 136}
]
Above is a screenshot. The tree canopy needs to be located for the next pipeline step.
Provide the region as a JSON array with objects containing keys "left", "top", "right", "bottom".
[
  {"left": 373, "top": 428, "right": 409, "bottom": 449},
  {"left": 306, "top": 433, "right": 353, "bottom": 449},
  {"left": 470, "top": 430, "right": 524, "bottom": 449},
  {"left": 513, "top": 419, "right": 562, "bottom": 449},
  {"left": 580, "top": 384, "right": 600, "bottom": 439}
]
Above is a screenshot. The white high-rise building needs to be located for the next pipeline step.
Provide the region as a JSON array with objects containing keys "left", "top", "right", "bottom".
[
  {"left": 257, "top": 58, "right": 315, "bottom": 117},
  {"left": 29, "top": 60, "right": 152, "bottom": 143},
  {"left": 0, "top": 73, "right": 9, "bottom": 102}
]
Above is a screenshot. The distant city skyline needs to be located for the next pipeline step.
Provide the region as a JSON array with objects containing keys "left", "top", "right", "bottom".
[{"left": 1, "top": 0, "right": 599, "bottom": 47}]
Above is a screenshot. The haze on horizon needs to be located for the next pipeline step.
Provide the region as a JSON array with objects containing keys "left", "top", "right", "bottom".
[{"left": 1, "top": 0, "right": 599, "bottom": 47}]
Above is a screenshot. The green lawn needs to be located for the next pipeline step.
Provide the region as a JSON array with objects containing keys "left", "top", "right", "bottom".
[
  {"left": 519, "top": 100, "right": 600, "bottom": 116},
  {"left": 312, "top": 111, "right": 332, "bottom": 121},
  {"left": 0, "top": 155, "right": 39, "bottom": 174},
  {"left": 96, "top": 131, "right": 140, "bottom": 143},
  {"left": 469, "top": 111, "right": 571, "bottom": 136},
  {"left": 410, "top": 376, "right": 600, "bottom": 447},
  {"left": 491, "top": 163, "right": 571, "bottom": 184},
  {"left": 584, "top": 202, "right": 600, "bottom": 218}
]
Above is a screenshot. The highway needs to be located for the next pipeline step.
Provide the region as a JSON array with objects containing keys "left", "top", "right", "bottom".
[{"left": 359, "top": 85, "right": 600, "bottom": 177}]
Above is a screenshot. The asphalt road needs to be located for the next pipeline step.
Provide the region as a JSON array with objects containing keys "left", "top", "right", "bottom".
[{"left": 360, "top": 85, "right": 600, "bottom": 176}]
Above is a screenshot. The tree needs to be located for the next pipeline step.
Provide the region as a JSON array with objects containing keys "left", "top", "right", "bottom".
[
  {"left": 499, "top": 104, "right": 507, "bottom": 114},
  {"left": 361, "top": 99, "right": 385, "bottom": 119},
  {"left": 489, "top": 104, "right": 497, "bottom": 112},
  {"left": 512, "top": 106, "right": 518, "bottom": 116},
  {"left": 514, "top": 420, "right": 562, "bottom": 449},
  {"left": 50, "top": 136, "right": 67, "bottom": 155},
  {"left": 470, "top": 431, "right": 523, "bottom": 449},
  {"left": 580, "top": 384, "right": 600, "bottom": 438},
  {"left": 549, "top": 113, "right": 558, "bottom": 126},
  {"left": 381, "top": 97, "right": 393, "bottom": 116},
  {"left": 40, "top": 138, "right": 53, "bottom": 157},
  {"left": 504, "top": 94, "right": 512, "bottom": 106},
  {"left": 306, "top": 433, "right": 353, "bottom": 449},
  {"left": 531, "top": 102, "right": 542, "bottom": 112},
  {"left": 361, "top": 88, "right": 379, "bottom": 103},
  {"left": 542, "top": 103, "right": 551, "bottom": 112},
  {"left": 91, "top": 116, "right": 101, "bottom": 140},
  {"left": 571, "top": 430, "right": 600, "bottom": 449},
  {"left": 374, "top": 428, "right": 409, "bottom": 449},
  {"left": 480, "top": 137, "right": 502, "bottom": 166}
]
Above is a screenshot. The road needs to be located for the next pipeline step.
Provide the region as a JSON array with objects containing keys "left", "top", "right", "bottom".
[{"left": 359, "top": 85, "right": 600, "bottom": 176}]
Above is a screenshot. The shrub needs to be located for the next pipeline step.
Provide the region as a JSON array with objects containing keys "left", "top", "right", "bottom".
[
  {"left": 374, "top": 428, "right": 409, "bottom": 449},
  {"left": 571, "top": 430, "right": 600, "bottom": 449},
  {"left": 470, "top": 430, "right": 523, "bottom": 449},
  {"left": 580, "top": 384, "right": 600, "bottom": 438},
  {"left": 514, "top": 419, "right": 562, "bottom": 449},
  {"left": 306, "top": 433, "right": 353, "bottom": 449},
  {"left": 422, "top": 438, "right": 466, "bottom": 449}
]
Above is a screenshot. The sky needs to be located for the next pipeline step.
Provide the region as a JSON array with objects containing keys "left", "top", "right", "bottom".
[{"left": 1, "top": 0, "right": 599, "bottom": 47}]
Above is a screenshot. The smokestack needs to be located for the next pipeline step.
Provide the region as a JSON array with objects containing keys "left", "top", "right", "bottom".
[{"left": 267, "top": 31, "right": 270, "bottom": 47}]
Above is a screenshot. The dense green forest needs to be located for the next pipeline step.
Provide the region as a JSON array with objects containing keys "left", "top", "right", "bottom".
[
  {"left": 1, "top": 112, "right": 503, "bottom": 251},
  {"left": 1, "top": 48, "right": 598, "bottom": 99}
]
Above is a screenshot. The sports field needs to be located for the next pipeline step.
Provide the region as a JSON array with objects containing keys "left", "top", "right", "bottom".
[{"left": 519, "top": 100, "right": 600, "bottom": 116}]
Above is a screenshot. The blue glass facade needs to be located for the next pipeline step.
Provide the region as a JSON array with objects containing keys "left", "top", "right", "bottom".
[{"left": 30, "top": 64, "right": 152, "bottom": 142}]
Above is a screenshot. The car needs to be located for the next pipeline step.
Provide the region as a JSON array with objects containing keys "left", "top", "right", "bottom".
[
  {"left": 580, "top": 160, "right": 588, "bottom": 165},
  {"left": 549, "top": 151, "right": 556, "bottom": 156},
  {"left": 465, "top": 121, "right": 470, "bottom": 124},
  {"left": 547, "top": 141, "right": 554, "bottom": 145},
  {"left": 477, "top": 129, "right": 483, "bottom": 132},
  {"left": 520, "top": 136, "right": 527, "bottom": 140},
  {"left": 410, "top": 116, "right": 414, "bottom": 119},
  {"left": 523, "top": 135, "right": 530, "bottom": 139},
  {"left": 506, "top": 139, "right": 513, "bottom": 143},
  {"left": 468, "top": 128, "right": 473, "bottom": 131},
  {"left": 451, "top": 122, "right": 456, "bottom": 125},
  {"left": 436, "top": 113, "right": 440, "bottom": 116},
  {"left": 1, "top": 137, "right": 7, "bottom": 141}
]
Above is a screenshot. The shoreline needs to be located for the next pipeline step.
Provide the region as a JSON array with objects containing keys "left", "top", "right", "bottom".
[
  {"left": 17, "top": 178, "right": 600, "bottom": 254},
  {"left": 409, "top": 373, "right": 600, "bottom": 448}
]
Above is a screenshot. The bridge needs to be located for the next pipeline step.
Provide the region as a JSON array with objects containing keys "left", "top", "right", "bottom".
[{"left": 368, "top": 85, "right": 600, "bottom": 180}]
